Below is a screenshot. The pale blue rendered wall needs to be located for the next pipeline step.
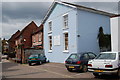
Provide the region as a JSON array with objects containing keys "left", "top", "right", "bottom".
[
  {"left": 44, "top": 3, "right": 111, "bottom": 63},
  {"left": 44, "top": 4, "right": 77, "bottom": 63},
  {"left": 77, "top": 9, "right": 110, "bottom": 54}
]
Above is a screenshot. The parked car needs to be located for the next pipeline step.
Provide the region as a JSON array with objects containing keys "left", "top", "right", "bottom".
[
  {"left": 88, "top": 52, "right": 120, "bottom": 77},
  {"left": 28, "top": 53, "right": 47, "bottom": 66},
  {"left": 2, "top": 54, "right": 8, "bottom": 59},
  {"left": 65, "top": 52, "right": 96, "bottom": 72}
]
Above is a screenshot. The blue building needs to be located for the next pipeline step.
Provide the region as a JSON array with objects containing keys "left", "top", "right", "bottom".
[{"left": 42, "top": 1, "right": 116, "bottom": 63}]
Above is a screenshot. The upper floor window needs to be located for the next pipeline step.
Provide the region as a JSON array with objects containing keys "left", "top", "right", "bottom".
[
  {"left": 15, "top": 41, "right": 18, "bottom": 45},
  {"left": 48, "top": 21, "right": 52, "bottom": 32},
  {"left": 38, "top": 32, "right": 42, "bottom": 42},
  {"left": 63, "top": 14, "right": 68, "bottom": 29},
  {"left": 33, "top": 36, "right": 36, "bottom": 43}
]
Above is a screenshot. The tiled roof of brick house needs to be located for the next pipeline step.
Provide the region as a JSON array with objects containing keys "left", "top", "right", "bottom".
[
  {"left": 32, "top": 24, "right": 43, "bottom": 35},
  {"left": 15, "top": 21, "right": 38, "bottom": 39}
]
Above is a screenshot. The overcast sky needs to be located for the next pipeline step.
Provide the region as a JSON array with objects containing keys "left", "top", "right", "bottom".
[{"left": 1, "top": 0, "right": 119, "bottom": 40}]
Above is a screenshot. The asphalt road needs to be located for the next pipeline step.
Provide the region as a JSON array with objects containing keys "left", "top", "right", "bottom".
[{"left": 2, "top": 59, "right": 119, "bottom": 80}]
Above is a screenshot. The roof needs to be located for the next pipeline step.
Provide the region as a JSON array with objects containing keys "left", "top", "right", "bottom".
[
  {"left": 111, "top": 14, "right": 120, "bottom": 18},
  {"left": 15, "top": 21, "right": 38, "bottom": 39},
  {"left": 8, "top": 30, "right": 20, "bottom": 42},
  {"left": 32, "top": 24, "right": 43, "bottom": 35},
  {"left": 41, "top": 1, "right": 117, "bottom": 24}
]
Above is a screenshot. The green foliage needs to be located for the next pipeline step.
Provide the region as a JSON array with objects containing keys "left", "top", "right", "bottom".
[
  {"left": 98, "top": 27, "right": 111, "bottom": 51},
  {"left": 17, "top": 44, "right": 24, "bottom": 49},
  {"left": 98, "top": 27, "right": 105, "bottom": 48},
  {"left": 104, "top": 34, "right": 111, "bottom": 49}
]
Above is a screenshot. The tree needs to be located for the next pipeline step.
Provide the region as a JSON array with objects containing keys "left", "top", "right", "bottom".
[
  {"left": 98, "top": 27, "right": 105, "bottom": 50},
  {"left": 98, "top": 27, "right": 111, "bottom": 51}
]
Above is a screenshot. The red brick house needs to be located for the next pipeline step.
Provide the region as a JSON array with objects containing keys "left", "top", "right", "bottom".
[
  {"left": 2, "top": 38, "right": 9, "bottom": 54},
  {"left": 32, "top": 24, "right": 43, "bottom": 49},
  {"left": 8, "top": 30, "right": 20, "bottom": 53},
  {"left": 15, "top": 21, "right": 38, "bottom": 63}
]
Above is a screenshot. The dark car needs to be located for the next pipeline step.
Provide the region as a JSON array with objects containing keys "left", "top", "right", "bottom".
[
  {"left": 65, "top": 52, "right": 96, "bottom": 72},
  {"left": 28, "top": 53, "right": 47, "bottom": 66}
]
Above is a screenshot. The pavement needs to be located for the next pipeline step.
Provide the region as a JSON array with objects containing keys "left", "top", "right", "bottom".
[{"left": 2, "top": 59, "right": 119, "bottom": 80}]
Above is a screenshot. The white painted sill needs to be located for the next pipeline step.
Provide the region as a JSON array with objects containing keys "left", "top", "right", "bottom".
[
  {"left": 62, "top": 27, "right": 69, "bottom": 30},
  {"left": 48, "top": 31, "right": 52, "bottom": 34},
  {"left": 48, "top": 50, "right": 52, "bottom": 53},
  {"left": 63, "top": 50, "right": 69, "bottom": 53}
]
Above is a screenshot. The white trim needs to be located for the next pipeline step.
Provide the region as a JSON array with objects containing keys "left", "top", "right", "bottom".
[
  {"left": 48, "top": 50, "right": 52, "bottom": 53},
  {"left": 62, "top": 13, "right": 68, "bottom": 17},
  {"left": 48, "top": 20, "right": 52, "bottom": 22},
  {"left": 57, "top": 1, "right": 77, "bottom": 9},
  {"left": 48, "top": 35, "right": 52, "bottom": 52},
  {"left": 48, "top": 34, "right": 52, "bottom": 36},
  {"left": 41, "top": 1, "right": 56, "bottom": 24},
  {"left": 48, "top": 31, "right": 52, "bottom": 34},
  {"left": 63, "top": 13, "right": 68, "bottom": 29},
  {"left": 63, "top": 50, "right": 69, "bottom": 53},
  {"left": 63, "top": 32, "right": 69, "bottom": 52},
  {"left": 63, "top": 30, "right": 68, "bottom": 33}
]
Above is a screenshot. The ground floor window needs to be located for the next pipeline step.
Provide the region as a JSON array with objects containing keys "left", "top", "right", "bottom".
[
  {"left": 49, "top": 36, "right": 52, "bottom": 51},
  {"left": 64, "top": 33, "right": 68, "bottom": 51}
]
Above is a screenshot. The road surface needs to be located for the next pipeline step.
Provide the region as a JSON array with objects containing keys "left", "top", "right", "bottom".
[{"left": 2, "top": 59, "right": 119, "bottom": 80}]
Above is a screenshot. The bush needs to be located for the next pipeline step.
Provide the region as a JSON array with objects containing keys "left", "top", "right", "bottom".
[{"left": 98, "top": 27, "right": 111, "bottom": 51}]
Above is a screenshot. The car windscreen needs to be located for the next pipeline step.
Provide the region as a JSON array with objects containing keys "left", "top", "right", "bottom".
[
  {"left": 29, "top": 54, "right": 38, "bottom": 58},
  {"left": 96, "top": 53, "right": 116, "bottom": 60},
  {"left": 68, "top": 54, "right": 79, "bottom": 60}
]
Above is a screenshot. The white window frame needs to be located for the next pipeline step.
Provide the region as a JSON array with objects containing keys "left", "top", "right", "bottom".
[
  {"left": 48, "top": 21, "right": 52, "bottom": 33},
  {"left": 63, "top": 13, "right": 68, "bottom": 29},
  {"left": 63, "top": 32, "right": 69, "bottom": 53},
  {"left": 48, "top": 35, "right": 52, "bottom": 52}
]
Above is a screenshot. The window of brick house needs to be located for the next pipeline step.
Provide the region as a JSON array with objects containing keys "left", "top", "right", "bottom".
[
  {"left": 33, "top": 36, "right": 36, "bottom": 43},
  {"left": 38, "top": 32, "right": 42, "bottom": 42}
]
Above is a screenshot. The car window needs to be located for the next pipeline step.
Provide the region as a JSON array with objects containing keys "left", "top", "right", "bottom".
[
  {"left": 29, "top": 54, "right": 38, "bottom": 58},
  {"left": 38, "top": 54, "right": 40, "bottom": 57},
  {"left": 88, "top": 53, "right": 96, "bottom": 59},
  {"left": 38, "top": 54, "right": 44, "bottom": 57},
  {"left": 96, "top": 53, "right": 116, "bottom": 60},
  {"left": 69, "top": 54, "right": 78, "bottom": 59},
  {"left": 81, "top": 54, "right": 89, "bottom": 60}
]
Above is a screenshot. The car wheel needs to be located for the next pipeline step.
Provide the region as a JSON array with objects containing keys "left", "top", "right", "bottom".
[
  {"left": 47, "top": 60, "right": 50, "bottom": 63},
  {"left": 29, "top": 63, "right": 32, "bottom": 66},
  {"left": 39, "top": 61, "right": 42, "bottom": 65},
  {"left": 93, "top": 73, "right": 100, "bottom": 77},
  {"left": 67, "top": 68, "right": 73, "bottom": 72},
  {"left": 44, "top": 60, "right": 46, "bottom": 63},
  {"left": 81, "top": 65, "right": 88, "bottom": 72}
]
